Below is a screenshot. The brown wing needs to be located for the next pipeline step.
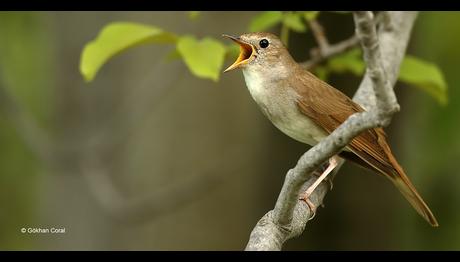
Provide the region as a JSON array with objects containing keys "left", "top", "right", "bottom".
[
  {"left": 292, "top": 70, "right": 395, "bottom": 175},
  {"left": 292, "top": 70, "right": 438, "bottom": 226}
]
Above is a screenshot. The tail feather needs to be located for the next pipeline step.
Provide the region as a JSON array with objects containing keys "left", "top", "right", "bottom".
[
  {"left": 341, "top": 148, "right": 439, "bottom": 227},
  {"left": 390, "top": 164, "right": 439, "bottom": 227}
]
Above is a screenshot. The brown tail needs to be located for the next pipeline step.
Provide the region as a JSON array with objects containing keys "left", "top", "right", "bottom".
[
  {"left": 389, "top": 163, "right": 439, "bottom": 227},
  {"left": 340, "top": 150, "right": 439, "bottom": 227}
]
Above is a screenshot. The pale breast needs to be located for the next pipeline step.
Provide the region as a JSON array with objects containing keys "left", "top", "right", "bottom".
[{"left": 242, "top": 68, "right": 328, "bottom": 146}]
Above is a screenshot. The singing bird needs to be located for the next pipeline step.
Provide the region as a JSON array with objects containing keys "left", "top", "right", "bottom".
[{"left": 223, "top": 32, "right": 438, "bottom": 227}]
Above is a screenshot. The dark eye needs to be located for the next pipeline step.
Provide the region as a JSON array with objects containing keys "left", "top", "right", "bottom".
[{"left": 259, "top": 39, "right": 269, "bottom": 48}]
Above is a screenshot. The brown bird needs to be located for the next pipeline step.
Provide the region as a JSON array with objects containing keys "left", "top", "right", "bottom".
[{"left": 223, "top": 32, "right": 438, "bottom": 227}]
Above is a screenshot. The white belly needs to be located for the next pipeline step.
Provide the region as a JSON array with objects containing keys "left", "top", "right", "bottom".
[{"left": 242, "top": 68, "right": 328, "bottom": 146}]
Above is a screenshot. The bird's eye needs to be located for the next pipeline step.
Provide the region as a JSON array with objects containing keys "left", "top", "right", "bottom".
[{"left": 259, "top": 39, "right": 269, "bottom": 48}]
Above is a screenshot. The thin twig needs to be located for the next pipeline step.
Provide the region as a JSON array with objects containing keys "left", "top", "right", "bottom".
[
  {"left": 302, "top": 36, "right": 359, "bottom": 70},
  {"left": 308, "top": 19, "right": 330, "bottom": 51},
  {"left": 301, "top": 11, "right": 386, "bottom": 70}
]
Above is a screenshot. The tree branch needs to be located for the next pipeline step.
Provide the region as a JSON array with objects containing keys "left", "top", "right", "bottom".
[
  {"left": 301, "top": 12, "right": 386, "bottom": 71},
  {"left": 353, "top": 11, "right": 400, "bottom": 125},
  {"left": 245, "top": 11, "right": 418, "bottom": 251},
  {"left": 302, "top": 31, "right": 359, "bottom": 70},
  {"left": 308, "top": 19, "right": 330, "bottom": 52},
  {"left": 353, "top": 12, "right": 418, "bottom": 107}
]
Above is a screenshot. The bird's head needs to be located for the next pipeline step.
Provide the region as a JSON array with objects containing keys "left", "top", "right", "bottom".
[{"left": 222, "top": 32, "right": 292, "bottom": 73}]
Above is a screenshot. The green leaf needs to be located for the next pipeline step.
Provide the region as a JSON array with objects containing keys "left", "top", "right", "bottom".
[
  {"left": 325, "top": 50, "right": 448, "bottom": 105},
  {"left": 327, "top": 48, "right": 365, "bottom": 75},
  {"left": 249, "top": 11, "right": 283, "bottom": 32},
  {"left": 177, "top": 36, "right": 227, "bottom": 82},
  {"left": 188, "top": 11, "right": 201, "bottom": 20},
  {"left": 399, "top": 56, "right": 448, "bottom": 105},
  {"left": 80, "top": 22, "right": 178, "bottom": 82},
  {"left": 303, "top": 11, "right": 320, "bottom": 21},
  {"left": 282, "top": 12, "right": 307, "bottom": 33}
]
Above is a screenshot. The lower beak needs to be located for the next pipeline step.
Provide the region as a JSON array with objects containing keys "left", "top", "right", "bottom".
[{"left": 222, "top": 34, "right": 256, "bottom": 72}]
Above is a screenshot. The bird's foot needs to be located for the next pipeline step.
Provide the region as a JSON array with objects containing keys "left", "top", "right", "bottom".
[
  {"left": 299, "top": 191, "right": 317, "bottom": 220},
  {"left": 299, "top": 156, "right": 340, "bottom": 220}
]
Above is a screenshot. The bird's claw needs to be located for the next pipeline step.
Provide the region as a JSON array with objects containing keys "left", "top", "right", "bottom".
[
  {"left": 300, "top": 193, "right": 317, "bottom": 220},
  {"left": 328, "top": 178, "right": 334, "bottom": 191}
]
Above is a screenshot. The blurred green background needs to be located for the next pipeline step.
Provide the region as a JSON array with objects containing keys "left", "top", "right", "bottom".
[{"left": 0, "top": 11, "right": 458, "bottom": 250}]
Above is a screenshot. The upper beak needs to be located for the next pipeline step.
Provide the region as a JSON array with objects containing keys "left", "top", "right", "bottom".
[{"left": 222, "top": 34, "right": 256, "bottom": 73}]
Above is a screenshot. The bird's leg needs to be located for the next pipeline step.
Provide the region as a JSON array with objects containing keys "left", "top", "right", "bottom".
[
  {"left": 312, "top": 159, "right": 335, "bottom": 191},
  {"left": 300, "top": 155, "right": 340, "bottom": 220}
]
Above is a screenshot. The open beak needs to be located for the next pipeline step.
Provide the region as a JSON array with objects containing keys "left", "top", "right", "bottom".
[{"left": 222, "top": 34, "right": 256, "bottom": 72}]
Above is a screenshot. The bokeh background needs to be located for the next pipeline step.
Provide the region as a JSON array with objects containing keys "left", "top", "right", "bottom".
[{"left": 0, "top": 11, "right": 458, "bottom": 250}]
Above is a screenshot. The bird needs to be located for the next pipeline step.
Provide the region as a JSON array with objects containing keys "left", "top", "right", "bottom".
[{"left": 222, "top": 32, "right": 438, "bottom": 227}]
